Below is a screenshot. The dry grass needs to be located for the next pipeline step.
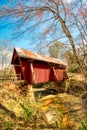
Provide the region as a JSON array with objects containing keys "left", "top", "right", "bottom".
[{"left": 0, "top": 73, "right": 87, "bottom": 130}]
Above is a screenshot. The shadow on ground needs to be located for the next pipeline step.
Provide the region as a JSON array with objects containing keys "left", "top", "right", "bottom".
[{"left": 34, "top": 88, "right": 58, "bottom": 101}]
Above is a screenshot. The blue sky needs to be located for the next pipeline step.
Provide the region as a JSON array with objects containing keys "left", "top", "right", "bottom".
[
  {"left": 0, "top": 0, "right": 71, "bottom": 50},
  {"left": 0, "top": 0, "right": 8, "bottom": 6},
  {"left": 0, "top": 0, "right": 34, "bottom": 50},
  {"left": 0, "top": 0, "right": 54, "bottom": 52},
  {"left": 0, "top": 0, "right": 86, "bottom": 53},
  {"left": 0, "top": 0, "right": 10, "bottom": 39}
]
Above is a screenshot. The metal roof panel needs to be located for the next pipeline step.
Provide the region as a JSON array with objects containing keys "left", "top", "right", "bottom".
[{"left": 14, "top": 47, "right": 66, "bottom": 67}]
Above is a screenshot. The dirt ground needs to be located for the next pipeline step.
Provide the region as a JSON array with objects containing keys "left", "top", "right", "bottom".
[{"left": 0, "top": 73, "right": 87, "bottom": 130}]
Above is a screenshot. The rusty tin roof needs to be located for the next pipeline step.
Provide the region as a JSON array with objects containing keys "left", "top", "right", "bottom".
[{"left": 12, "top": 47, "right": 66, "bottom": 67}]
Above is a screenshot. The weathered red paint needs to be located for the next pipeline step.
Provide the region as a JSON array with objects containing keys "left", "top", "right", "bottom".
[
  {"left": 49, "top": 68, "right": 64, "bottom": 82},
  {"left": 11, "top": 47, "right": 68, "bottom": 84},
  {"left": 20, "top": 61, "right": 32, "bottom": 84},
  {"left": 33, "top": 63, "right": 50, "bottom": 83},
  {"left": 14, "top": 65, "right": 21, "bottom": 80}
]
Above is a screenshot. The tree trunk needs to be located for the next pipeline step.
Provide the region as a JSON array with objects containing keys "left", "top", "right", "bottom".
[{"left": 58, "top": 15, "right": 86, "bottom": 76}]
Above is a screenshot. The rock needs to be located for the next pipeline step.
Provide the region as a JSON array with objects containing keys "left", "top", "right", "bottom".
[
  {"left": 40, "top": 93, "right": 84, "bottom": 129},
  {"left": 45, "top": 109, "right": 57, "bottom": 124}
]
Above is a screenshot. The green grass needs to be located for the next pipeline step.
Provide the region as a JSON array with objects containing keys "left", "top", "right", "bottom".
[
  {"left": 2, "top": 120, "right": 15, "bottom": 130},
  {"left": 80, "top": 120, "right": 87, "bottom": 130}
]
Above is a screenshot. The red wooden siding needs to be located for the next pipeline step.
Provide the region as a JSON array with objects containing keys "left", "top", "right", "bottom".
[
  {"left": 33, "top": 63, "right": 50, "bottom": 83},
  {"left": 14, "top": 50, "right": 18, "bottom": 61},
  {"left": 11, "top": 47, "right": 68, "bottom": 84},
  {"left": 14, "top": 65, "right": 22, "bottom": 80},
  {"left": 20, "top": 61, "right": 32, "bottom": 84},
  {"left": 49, "top": 68, "right": 63, "bottom": 82},
  {"left": 33, "top": 63, "right": 67, "bottom": 83},
  {"left": 53, "top": 69, "right": 64, "bottom": 81}
]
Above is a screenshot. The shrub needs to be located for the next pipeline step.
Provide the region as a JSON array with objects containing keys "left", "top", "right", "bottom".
[
  {"left": 69, "top": 64, "right": 79, "bottom": 73},
  {"left": 80, "top": 120, "right": 87, "bottom": 130},
  {"left": 2, "top": 120, "right": 15, "bottom": 130}
]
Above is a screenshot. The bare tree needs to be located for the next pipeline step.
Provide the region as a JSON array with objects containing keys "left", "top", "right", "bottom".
[
  {"left": 49, "top": 41, "right": 67, "bottom": 59},
  {"left": 0, "top": 41, "right": 14, "bottom": 80},
  {"left": 0, "top": 0, "right": 87, "bottom": 76}
]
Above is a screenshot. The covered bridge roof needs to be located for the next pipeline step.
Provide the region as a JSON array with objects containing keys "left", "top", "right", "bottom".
[{"left": 11, "top": 47, "right": 66, "bottom": 68}]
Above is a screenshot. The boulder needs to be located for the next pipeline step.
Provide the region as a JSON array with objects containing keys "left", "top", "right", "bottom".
[{"left": 40, "top": 93, "right": 84, "bottom": 130}]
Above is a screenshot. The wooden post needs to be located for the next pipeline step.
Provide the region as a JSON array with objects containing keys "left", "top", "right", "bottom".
[
  {"left": 30, "top": 63, "right": 36, "bottom": 84},
  {"left": 52, "top": 67, "right": 59, "bottom": 80}
]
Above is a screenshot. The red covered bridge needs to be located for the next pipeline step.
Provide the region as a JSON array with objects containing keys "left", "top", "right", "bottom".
[{"left": 11, "top": 47, "right": 68, "bottom": 84}]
